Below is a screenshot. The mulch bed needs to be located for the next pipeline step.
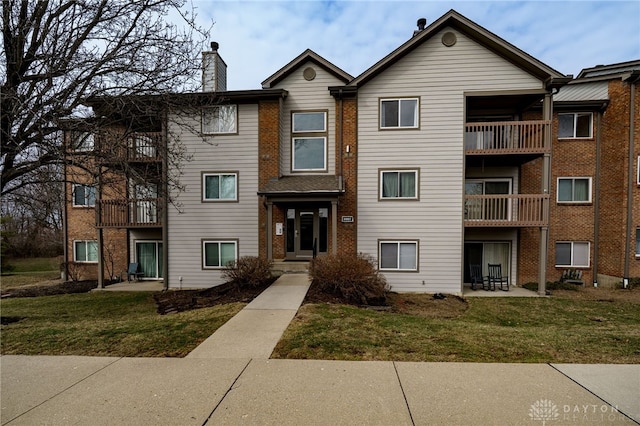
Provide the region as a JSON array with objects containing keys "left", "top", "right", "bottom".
[
  {"left": 153, "top": 279, "right": 275, "bottom": 315},
  {"left": 0, "top": 280, "right": 101, "bottom": 298}
]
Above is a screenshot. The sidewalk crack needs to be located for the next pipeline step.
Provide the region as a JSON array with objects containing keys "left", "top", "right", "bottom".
[
  {"left": 202, "top": 358, "right": 252, "bottom": 425},
  {"left": 393, "top": 361, "right": 416, "bottom": 426}
]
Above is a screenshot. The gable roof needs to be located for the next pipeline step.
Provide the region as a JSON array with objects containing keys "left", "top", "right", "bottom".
[
  {"left": 349, "top": 9, "right": 567, "bottom": 88},
  {"left": 261, "top": 49, "right": 353, "bottom": 89}
]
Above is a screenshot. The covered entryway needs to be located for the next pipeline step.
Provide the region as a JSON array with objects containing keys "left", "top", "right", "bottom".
[
  {"left": 285, "top": 207, "right": 329, "bottom": 259},
  {"left": 258, "top": 175, "right": 344, "bottom": 261}
]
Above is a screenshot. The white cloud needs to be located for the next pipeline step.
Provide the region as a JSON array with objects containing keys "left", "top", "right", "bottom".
[{"left": 190, "top": 0, "right": 640, "bottom": 89}]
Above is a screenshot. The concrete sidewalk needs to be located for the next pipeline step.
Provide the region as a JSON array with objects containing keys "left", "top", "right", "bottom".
[
  {"left": 2, "top": 277, "right": 639, "bottom": 424},
  {"left": 186, "top": 273, "right": 311, "bottom": 359},
  {"left": 2, "top": 356, "right": 638, "bottom": 425}
]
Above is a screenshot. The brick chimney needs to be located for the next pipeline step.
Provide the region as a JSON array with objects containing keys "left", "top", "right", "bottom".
[{"left": 202, "top": 42, "right": 227, "bottom": 92}]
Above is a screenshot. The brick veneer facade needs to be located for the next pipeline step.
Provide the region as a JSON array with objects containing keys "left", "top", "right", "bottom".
[
  {"left": 335, "top": 96, "right": 357, "bottom": 256},
  {"left": 257, "top": 99, "right": 282, "bottom": 259}
]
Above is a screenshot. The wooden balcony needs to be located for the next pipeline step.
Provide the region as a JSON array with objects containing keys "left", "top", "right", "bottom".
[
  {"left": 96, "top": 132, "right": 163, "bottom": 164},
  {"left": 97, "top": 198, "right": 163, "bottom": 228},
  {"left": 465, "top": 121, "right": 550, "bottom": 155},
  {"left": 127, "top": 132, "right": 162, "bottom": 162},
  {"left": 464, "top": 194, "right": 549, "bottom": 227}
]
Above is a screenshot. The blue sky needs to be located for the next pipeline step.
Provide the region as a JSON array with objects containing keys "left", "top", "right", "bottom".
[{"left": 191, "top": 1, "right": 640, "bottom": 90}]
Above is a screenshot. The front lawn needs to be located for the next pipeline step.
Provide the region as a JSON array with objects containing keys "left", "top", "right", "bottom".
[
  {"left": 272, "top": 290, "right": 640, "bottom": 363},
  {"left": 1, "top": 292, "right": 244, "bottom": 357}
]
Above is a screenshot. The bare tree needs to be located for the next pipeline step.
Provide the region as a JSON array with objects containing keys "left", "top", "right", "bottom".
[{"left": 1, "top": 0, "right": 210, "bottom": 197}]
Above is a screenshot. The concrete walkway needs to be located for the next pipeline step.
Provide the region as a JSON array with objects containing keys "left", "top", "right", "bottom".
[
  {"left": 2, "top": 356, "right": 638, "bottom": 425},
  {"left": 186, "top": 273, "right": 311, "bottom": 359}
]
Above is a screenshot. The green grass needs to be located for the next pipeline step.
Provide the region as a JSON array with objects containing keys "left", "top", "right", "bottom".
[
  {"left": 1, "top": 256, "right": 62, "bottom": 290},
  {"left": 1, "top": 292, "right": 244, "bottom": 357},
  {"left": 272, "top": 296, "right": 640, "bottom": 363}
]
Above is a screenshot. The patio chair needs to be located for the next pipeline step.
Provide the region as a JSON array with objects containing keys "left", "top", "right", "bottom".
[
  {"left": 487, "top": 263, "right": 509, "bottom": 291},
  {"left": 469, "top": 264, "right": 486, "bottom": 290},
  {"left": 127, "top": 263, "right": 144, "bottom": 282}
]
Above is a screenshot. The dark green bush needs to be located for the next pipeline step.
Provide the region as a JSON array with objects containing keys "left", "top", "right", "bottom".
[
  {"left": 222, "top": 256, "right": 273, "bottom": 288},
  {"left": 309, "top": 253, "right": 387, "bottom": 305}
]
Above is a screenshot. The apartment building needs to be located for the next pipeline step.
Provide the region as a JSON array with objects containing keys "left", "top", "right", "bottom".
[{"left": 62, "top": 10, "right": 638, "bottom": 294}]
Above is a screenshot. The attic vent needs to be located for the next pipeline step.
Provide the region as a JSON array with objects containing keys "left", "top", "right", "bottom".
[
  {"left": 442, "top": 32, "right": 457, "bottom": 47},
  {"left": 303, "top": 67, "right": 316, "bottom": 81}
]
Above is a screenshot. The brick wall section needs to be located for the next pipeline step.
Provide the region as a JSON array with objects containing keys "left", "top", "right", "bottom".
[
  {"left": 599, "top": 80, "right": 633, "bottom": 279},
  {"left": 518, "top": 152, "right": 543, "bottom": 284},
  {"left": 257, "top": 100, "right": 281, "bottom": 258},
  {"left": 632, "top": 81, "right": 640, "bottom": 278},
  {"left": 65, "top": 162, "right": 128, "bottom": 281},
  {"left": 547, "top": 107, "right": 598, "bottom": 284},
  {"left": 335, "top": 97, "right": 357, "bottom": 256}
]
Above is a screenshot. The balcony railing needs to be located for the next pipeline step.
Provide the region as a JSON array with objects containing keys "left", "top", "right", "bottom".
[
  {"left": 97, "top": 198, "right": 163, "bottom": 227},
  {"left": 465, "top": 121, "right": 550, "bottom": 154},
  {"left": 464, "top": 194, "right": 549, "bottom": 227},
  {"left": 127, "top": 132, "right": 162, "bottom": 161}
]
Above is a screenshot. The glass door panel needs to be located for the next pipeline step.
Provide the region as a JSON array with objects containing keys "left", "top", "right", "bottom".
[{"left": 298, "top": 211, "right": 315, "bottom": 255}]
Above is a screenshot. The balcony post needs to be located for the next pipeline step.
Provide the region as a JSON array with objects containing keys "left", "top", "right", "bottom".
[{"left": 538, "top": 92, "right": 553, "bottom": 295}]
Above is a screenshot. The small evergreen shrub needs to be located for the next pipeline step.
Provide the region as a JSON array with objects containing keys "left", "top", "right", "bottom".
[
  {"left": 309, "top": 253, "right": 387, "bottom": 305},
  {"left": 222, "top": 256, "right": 273, "bottom": 288}
]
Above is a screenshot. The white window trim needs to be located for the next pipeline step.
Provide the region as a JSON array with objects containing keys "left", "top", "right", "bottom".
[
  {"left": 71, "top": 131, "right": 94, "bottom": 152},
  {"left": 379, "top": 169, "right": 419, "bottom": 200},
  {"left": 378, "top": 240, "right": 419, "bottom": 272},
  {"left": 292, "top": 111, "right": 327, "bottom": 133},
  {"left": 637, "top": 156, "right": 639, "bottom": 185},
  {"left": 379, "top": 98, "right": 419, "bottom": 129},
  {"left": 556, "top": 177, "right": 592, "bottom": 203},
  {"left": 555, "top": 241, "right": 590, "bottom": 268},
  {"left": 201, "top": 105, "right": 237, "bottom": 135},
  {"left": 202, "top": 240, "right": 238, "bottom": 269},
  {"left": 558, "top": 112, "right": 593, "bottom": 139},
  {"left": 73, "top": 240, "right": 98, "bottom": 263},
  {"left": 202, "top": 172, "right": 238, "bottom": 202},
  {"left": 292, "top": 137, "right": 327, "bottom": 171},
  {"left": 72, "top": 184, "right": 96, "bottom": 207}
]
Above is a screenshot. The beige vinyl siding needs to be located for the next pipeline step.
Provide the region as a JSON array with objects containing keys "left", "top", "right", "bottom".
[
  {"left": 357, "top": 28, "right": 544, "bottom": 294},
  {"left": 272, "top": 61, "right": 345, "bottom": 175},
  {"left": 167, "top": 103, "right": 259, "bottom": 288}
]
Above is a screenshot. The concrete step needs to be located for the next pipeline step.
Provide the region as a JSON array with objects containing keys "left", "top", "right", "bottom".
[{"left": 271, "top": 260, "right": 309, "bottom": 274}]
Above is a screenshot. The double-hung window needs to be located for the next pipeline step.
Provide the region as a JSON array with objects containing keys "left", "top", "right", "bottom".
[
  {"left": 74, "top": 240, "right": 98, "bottom": 263},
  {"left": 557, "top": 177, "right": 591, "bottom": 203},
  {"left": 558, "top": 113, "right": 592, "bottom": 138},
  {"left": 555, "top": 241, "right": 590, "bottom": 267},
  {"left": 380, "top": 170, "right": 418, "bottom": 199},
  {"left": 73, "top": 184, "right": 96, "bottom": 207},
  {"left": 202, "top": 240, "right": 237, "bottom": 268},
  {"left": 71, "top": 131, "right": 94, "bottom": 152},
  {"left": 202, "top": 172, "right": 238, "bottom": 201},
  {"left": 292, "top": 111, "right": 327, "bottom": 171},
  {"left": 379, "top": 241, "right": 418, "bottom": 271},
  {"left": 202, "top": 105, "right": 237, "bottom": 134},
  {"left": 380, "top": 98, "right": 419, "bottom": 129}
]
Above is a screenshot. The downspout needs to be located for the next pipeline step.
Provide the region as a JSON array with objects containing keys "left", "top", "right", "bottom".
[
  {"left": 96, "top": 169, "right": 104, "bottom": 289},
  {"left": 162, "top": 109, "right": 169, "bottom": 290},
  {"left": 623, "top": 76, "right": 637, "bottom": 288},
  {"left": 338, "top": 89, "right": 344, "bottom": 190},
  {"left": 593, "top": 111, "right": 602, "bottom": 287},
  {"left": 62, "top": 155, "right": 68, "bottom": 281}
]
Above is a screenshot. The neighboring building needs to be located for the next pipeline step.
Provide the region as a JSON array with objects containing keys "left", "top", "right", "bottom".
[
  {"left": 62, "top": 10, "right": 638, "bottom": 294},
  {"left": 536, "top": 60, "right": 639, "bottom": 287}
]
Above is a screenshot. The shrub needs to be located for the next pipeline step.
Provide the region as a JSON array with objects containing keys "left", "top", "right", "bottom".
[
  {"left": 309, "top": 253, "right": 387, "bottom": 305},
  {"left": 222, "top": 256, "right": 273, "bottom": 289}
]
